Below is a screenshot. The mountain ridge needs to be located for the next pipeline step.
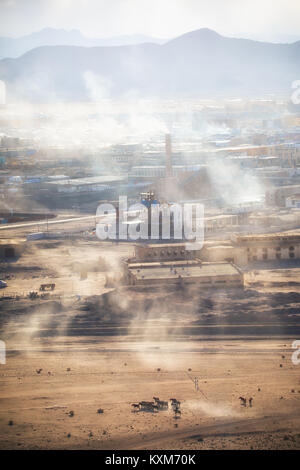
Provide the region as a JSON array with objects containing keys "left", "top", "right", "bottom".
[
  {"left": 0, "top": 28, "right": 299, "bottom": 101},
  {"left": 0, "top": 27, "right": 166, "bottom": 60}
]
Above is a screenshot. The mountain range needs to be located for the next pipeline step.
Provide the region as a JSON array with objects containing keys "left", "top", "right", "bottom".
[
  {"left": 0, "top": 27, "right": 166, "bottom": 60},
  {"left": 0, "top": 28, "right": 299, "bottom": 101}
]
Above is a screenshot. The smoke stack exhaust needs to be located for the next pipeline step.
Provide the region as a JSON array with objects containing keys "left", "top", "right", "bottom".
[{"left": 165, "top": 133, "right": 173, "bottom": 178}]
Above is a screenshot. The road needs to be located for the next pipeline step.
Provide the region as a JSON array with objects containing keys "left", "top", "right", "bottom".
[{"left": 0, "top": 214, "right": 100, "bottom": 231}]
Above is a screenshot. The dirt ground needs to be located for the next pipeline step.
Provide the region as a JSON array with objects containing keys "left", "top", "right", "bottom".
[
  {"left": 1, "top": 338, "right": 300, "bottom": 450},
  {"left": 0, "top": 239, "right": 132, "bottom": 298},
  {"left": 0, "top": 239, "right": 300, "bottom": 450}
]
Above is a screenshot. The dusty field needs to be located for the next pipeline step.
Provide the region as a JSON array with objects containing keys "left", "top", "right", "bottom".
[
  {"left": 0, "top": 338, "right": 300, "bottom": 450},
  {"left": 0, "top": 239, "right": 300, "bottom": 450},
  {"left": 0, "top": 239, "right": 133, "bottom": 298}
]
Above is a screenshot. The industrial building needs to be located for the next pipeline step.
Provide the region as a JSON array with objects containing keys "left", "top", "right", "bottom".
[
  {"left": 129, "top": 164, "right": 205, "bottom": 179},
  {"left": 266, "top": 185, "right": 300, "bottom": 207},
  {"left": 233, "top": 232, "right": 300, "bottom": 263},
  {"left": 125, "top": 260, "right": 243, "bottom": 287},
  {"left": 201, "top": 232, "right": 300, "bottom": 266},
  {"left": 123, "top": 243, "right": 244, "bottom": 288},
  {"left": 43, "top": 175, "right": 127, "bottom": 194}
]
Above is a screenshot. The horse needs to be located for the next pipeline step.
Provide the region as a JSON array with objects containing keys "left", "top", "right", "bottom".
[
  {"left": 156, "top": 400, "right": 168, "bottom": 409},
  {"left": 139, "top": 401, "right": 158, "bottom": 412},
  {"left": 131, "top": 403, "right": 140, "bottom": 409},
  {"left": 239, "top": 396, "right": 246, "bottom": 406}
]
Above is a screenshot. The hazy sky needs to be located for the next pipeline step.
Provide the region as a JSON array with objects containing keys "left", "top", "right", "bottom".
[{"left": 0, "top": 0, "right": 299, "bottom": 42}]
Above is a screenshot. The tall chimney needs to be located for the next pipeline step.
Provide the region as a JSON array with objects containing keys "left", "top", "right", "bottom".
[{"left": 165, "top": 133, "right": 173, "bottom": 178}]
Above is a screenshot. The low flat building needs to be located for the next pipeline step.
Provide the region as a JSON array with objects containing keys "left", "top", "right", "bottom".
[
  {"left": 43, "top": 175, "right": 127, "bottom": 194},
  {"left": 266, "top": 185, "right": 300, "bottom": 207},
  {"left": 232, "top": 232, "right": 300, "bottom": 263},
  {"left": 125, "top": 260, "right": 243, "bottom": 287},
  {"left": 123, "top": 243, "right": 244, "bottom": 287},
  {"left": 201, "top": 232, "right": 300, "bottom": 266}
]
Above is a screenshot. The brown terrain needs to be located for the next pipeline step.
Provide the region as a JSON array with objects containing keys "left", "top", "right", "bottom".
[{"left": 0, "top": 239, "right": 300, "bottom": 450}]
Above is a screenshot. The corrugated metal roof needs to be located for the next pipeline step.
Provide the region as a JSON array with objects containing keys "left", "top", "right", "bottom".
[{"left": 47, "top": 175, "right": 126, "bottom": 186}]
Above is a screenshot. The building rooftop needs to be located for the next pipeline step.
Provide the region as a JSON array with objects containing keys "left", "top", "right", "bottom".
[
  {"left": 46, "top": 175, "right": 127, "bottom": 186},
  {"left": 233, "top": 232, "right": 300, "bottom": 242},
  {"left": 129, "top": 262, "right": 241, "bottom": 280},
  {"left": 127, "top": 259, "right": 201, "bottom": 268},
  {"left": 136, "top": 243, "right": 189, "bottom": 249}
]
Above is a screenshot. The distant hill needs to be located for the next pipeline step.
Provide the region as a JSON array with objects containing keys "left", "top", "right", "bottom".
[
  {"left": 0, "top": 27, "right": 166, "bottom": 59},
  {"left": 0, "top": 28, "right": 299, "bottom": 101}
]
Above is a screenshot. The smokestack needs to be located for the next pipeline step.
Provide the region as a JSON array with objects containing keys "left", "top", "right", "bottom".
[{"left": 165, "top": 133, "right": 173, "bottom": 178}]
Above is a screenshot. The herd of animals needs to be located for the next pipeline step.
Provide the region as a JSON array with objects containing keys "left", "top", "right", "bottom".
[
  {"left": 36, "top": 366, "right": 254, "bottom": 414},
  {"left": 131, "top": 396, "right": 254, "bottom": 414},
  {"left": 131, "top": 397, "right": 181, "bottom": 415}
]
